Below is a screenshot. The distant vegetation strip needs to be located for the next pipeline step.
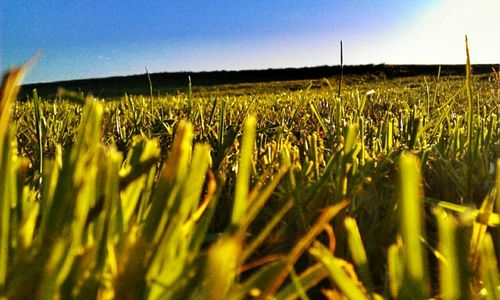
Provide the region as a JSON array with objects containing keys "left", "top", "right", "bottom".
[{"left": 20, "top": 63, "right": 498, "bottom": 98}]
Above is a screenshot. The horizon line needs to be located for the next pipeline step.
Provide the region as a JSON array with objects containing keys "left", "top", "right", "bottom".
[{"left": 18, "top": 62, "right": 500, "bottom": 85}]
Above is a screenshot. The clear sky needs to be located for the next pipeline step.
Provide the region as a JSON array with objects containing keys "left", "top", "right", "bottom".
[{"left": 1, "top": 0, "right": 499, "bottom": 84}]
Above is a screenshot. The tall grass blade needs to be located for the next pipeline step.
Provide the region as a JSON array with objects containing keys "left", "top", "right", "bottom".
[
  {"left": 398, "top": 151, "right": 429, "bottom": 299},
  {"left": 435, "top": 208, "right": 462, "bottom": 300},
  {"left": 0, "top": 129, "right": 17, "bottom": 291},
  {"left": 0, "top": 68, "right": 25, "bottom": 290},
  {"left": 32, "top": 89, "right": 44, "bottom": 183},
  {"left": 188, "top": 75, "right": 193, "bottom": 120},
  {"left": 338, "top": 40, "right": 343, "bottom": 98},
  {"left": 232, "top": 116, "right": 256, "bottom": 228},
  {"left": 146, "top": 68, "right": 154, "bottom": 116},
  {"left": 465, "top": 35, "right": 474, "bottom": 155}
]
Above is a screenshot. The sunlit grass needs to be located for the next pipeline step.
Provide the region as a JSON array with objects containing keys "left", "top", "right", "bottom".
[{"left": 0, "top": 50, "right": 499, "bottom": 299}]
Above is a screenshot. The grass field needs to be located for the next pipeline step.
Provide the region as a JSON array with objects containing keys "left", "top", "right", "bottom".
[{"left": 0, "top": 56, "right": 499, "bottom": 299}]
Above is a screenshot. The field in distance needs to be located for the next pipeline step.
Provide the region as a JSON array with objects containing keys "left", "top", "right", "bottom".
[{"left": 19, "top": 63, "right": 498, "bottom": 99}]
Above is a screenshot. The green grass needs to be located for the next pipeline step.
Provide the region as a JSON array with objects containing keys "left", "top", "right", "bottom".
[{"left": 0, "top": 55, "right": 499, "bottom": 299}]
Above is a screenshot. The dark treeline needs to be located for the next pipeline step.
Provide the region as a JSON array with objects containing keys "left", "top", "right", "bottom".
[{"left": 19, "top": 64, "right": 497, "bottom": 99}]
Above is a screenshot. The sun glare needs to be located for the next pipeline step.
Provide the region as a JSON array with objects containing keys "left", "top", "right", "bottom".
[{"left": 386, "top": 0, "right": 499, "bottom": 64}]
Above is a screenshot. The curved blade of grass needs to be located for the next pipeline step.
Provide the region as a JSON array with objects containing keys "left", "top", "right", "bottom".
[{"left": 309, "top": 241, "right": 368, "bottom": 300}]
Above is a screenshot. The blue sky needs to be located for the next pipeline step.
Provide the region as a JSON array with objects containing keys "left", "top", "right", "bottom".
[{"left": 1, "top": 0, "right": 499, "bottom": 83}]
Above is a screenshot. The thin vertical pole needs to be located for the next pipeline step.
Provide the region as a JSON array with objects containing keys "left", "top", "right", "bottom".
[{"left": 338, "top": 40, "right": 344, "bottom": 99}]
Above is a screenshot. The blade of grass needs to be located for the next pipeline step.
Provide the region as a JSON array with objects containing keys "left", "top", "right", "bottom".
[
  {"left": 344, "top": 217, "right": 375, "bottom": 294},
  {"left": 398, "top": 151, "right": 429, "bottom": 299},
  {"left": 0, "top": 127, "right": 17, "bottom": 290},
  {"left": 435, "top": 208, "right": 461, "bottom": 300},
  {"left": 143, "top": 120, "right": 193, "bottom": 244},
  {"left": 232, "top": 116, "right": 256, "bottom": 228},
  {"left": 480, "top": 233, "right": 500, "bottom": 300},
  {"left": 204, "top": 235, "right": 242, "bottom": 300},
  {"left": 465, "top": 35, "right": 474, "bottom": 155},
  {"left": 425, "top": 197, "right": 499, "bottom": 227},
  {"left": 274, "top": 263, "right": 328, "bottom": 300},
  {"left": 309, "top": 102, "right": 328, "bottom": 134},
  {"left": 309, "top": 241, "right": 368, "bottom": 300},
  {"left": 289, "top": 267, "right": 310, "bottom": 300},
  {"left": 387, "top": 242, "right": 403, "bottom": 299},
  {"left": 32, "top": 89, "right": 44, "bottom": 184},
  {"left": 0, "top": 68, "right": 26, "bottom": 289},
  {"left": 470, "top": 187, "right": 497, "bottom": 271}
]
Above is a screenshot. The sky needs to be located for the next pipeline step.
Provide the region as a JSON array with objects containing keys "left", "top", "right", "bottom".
[{"left": 1, "top": 0, "right": 499, "bottom": 84}]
